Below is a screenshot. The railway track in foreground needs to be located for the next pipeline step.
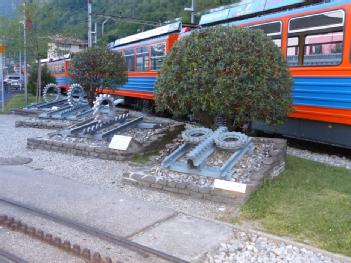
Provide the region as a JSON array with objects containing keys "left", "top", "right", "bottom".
[
  {"left": 0, "top": 249, "right": 28, "bottom": 263},
  {"left": 0, "top": 197, "right": 188, "bottom": 263}
]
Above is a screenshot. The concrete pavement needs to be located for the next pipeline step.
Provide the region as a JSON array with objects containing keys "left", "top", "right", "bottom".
[{"left": 0, "top": 164, "right": 233, "bottom": 261}]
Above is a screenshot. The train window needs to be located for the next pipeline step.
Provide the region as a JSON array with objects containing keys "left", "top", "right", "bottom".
[
  {"left": 287, "top": 10, "right": 345, "bottom": 66},
  {"left": 136, "top": 46, "right": 149, "bottom": 72},
  {"left": 150, "top": 42, "right": 166, "bottom": 71},
  {"left": 273, "top": 39, "right": 281, "bottom": 48},
  {"left": 289, "top": 10, "right": 344, "bottom": 33},
  {"left": 248, "top": 21, "right": 282, "bottom": 48},
  {"left": 287, "top": 37, "right": 299, "bottom": 66},
  {"left": 124, "top": 49, "right": 135, "bottom": 72},
  {"left": 48, "top": 63, "right": 65, "bottom": 74},
  {"left": 303, "top": 32, "right": 343, "bottom": 66},
  {"left": 248, "top": 21, "right": 281, "bottom": 36}
]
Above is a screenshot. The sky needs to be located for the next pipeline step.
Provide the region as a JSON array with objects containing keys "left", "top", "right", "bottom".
[{"left": 0, "top": 0, "right": 21, "bottom": 18}]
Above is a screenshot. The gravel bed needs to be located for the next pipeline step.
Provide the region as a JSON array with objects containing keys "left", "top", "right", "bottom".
[
  {"left": 203, "top": 230, "right": 343, "bottom": 263},
  {"left": 0, "top": 114, "right": 231, "bottom": 219},
  {"left": 152, "top": 137, "right": 276, "bottom": 185},
  {"left": 121, "top": 125, "right": 167, "bottom": 144},
  {"left": 288, "top": 147, "right": 351, "bottom": 170},
  {"left": 49, "top": 120, "right": 168, "bottom": 146},
  {"left": 50, "top": 134, "right": 109, "bottom": 147},
  {"left": 27, "top": 118, "right": 75, "bottom": 126}
]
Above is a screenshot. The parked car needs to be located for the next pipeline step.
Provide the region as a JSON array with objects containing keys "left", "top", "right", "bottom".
[{"left": 4, "top": 75, "right": 23, "bottom": 90}]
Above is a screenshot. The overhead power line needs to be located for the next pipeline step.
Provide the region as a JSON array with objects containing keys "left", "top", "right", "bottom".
[{"left": 94, "top": 13, "right": 163, "bottom": 27}]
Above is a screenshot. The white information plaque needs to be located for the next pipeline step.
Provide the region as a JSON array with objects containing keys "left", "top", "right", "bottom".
[
  {"left": 109, "top": 135, "right": 132, "bottom": 151},
  {"left": 214, "top": 179, "right": 247, "bottom": 194}
]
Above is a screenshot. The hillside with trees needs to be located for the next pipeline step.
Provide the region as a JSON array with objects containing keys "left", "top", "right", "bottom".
[
  {"left": 32, "top": 0, "right": 240, "bottom": 43},
  {"left": 0, "top": 0, "right": 239, "bottom": 64}
]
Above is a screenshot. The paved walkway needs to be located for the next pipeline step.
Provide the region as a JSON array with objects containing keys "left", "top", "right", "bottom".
[{"left": 0, "top": 164, "right": 233, "bottom": 261}]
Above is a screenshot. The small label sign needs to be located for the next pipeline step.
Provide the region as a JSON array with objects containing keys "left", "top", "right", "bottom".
[
  {"left": 109, "top": 135, "right": 132, "bottom": 151},
  {"left": 214, "top": 179, "right": 247, "bottom": 194}
]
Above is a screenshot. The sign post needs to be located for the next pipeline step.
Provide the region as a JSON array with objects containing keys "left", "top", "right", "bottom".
[{"left": 0, "top": 45, "right": 4, "bottom": 113}]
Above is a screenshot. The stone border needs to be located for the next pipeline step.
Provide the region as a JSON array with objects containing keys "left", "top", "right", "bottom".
[
  {"left": 27, "top": 137, "right": 134, "bottom": 161},
  {"left": 12, "top": 108, "right": 40, "bottom": 116},
  {"left": 16, "top": 119, "right": 76, "bottom": 129},
  {"left": 123, "top": 138, "right": 287, "bottom": 204}
]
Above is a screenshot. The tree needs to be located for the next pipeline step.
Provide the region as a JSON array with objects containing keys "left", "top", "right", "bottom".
[
  {"left": 28, "top": 63, "right": 55, "bottom": 96},
  {"left": 0, "top": 0, "right": 65, "bottom": 103},
  {"left": 70, "top": 46, "right": 128, "bottom": 106},
  {"left": 155, "top": 26, "right": 293, "bottom": 128}
]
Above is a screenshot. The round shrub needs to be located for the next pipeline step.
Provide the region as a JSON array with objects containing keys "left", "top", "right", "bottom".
[
  {"left": 70, "top": 46, "right": 127, "bottom": 106},
  {"left": 155, "top": 26, "right": 293, "bottom": 128}
]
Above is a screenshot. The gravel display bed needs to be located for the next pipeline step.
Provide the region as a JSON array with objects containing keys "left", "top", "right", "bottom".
[
  {"left": 123, "top": 137, "right": 287, "bottom": 204},
  {"left": 201, "top": 228, "right": 346, "bottom": 263},
  {"left": 1, "top": 114, "right": 231, "bottom": 219},
  {"left": 159, "top": 141, "right": 277, "bottom": 184},
  {"left": 288, "top": 147, "right": 351, "bottom": 170},
  {"left": 27, "top": 117, "right": 184, "bottom": 161}
]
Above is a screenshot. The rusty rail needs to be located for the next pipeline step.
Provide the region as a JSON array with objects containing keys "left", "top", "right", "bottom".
[{"left": 0, "top": 197, "right": 188, "bottom": 263}]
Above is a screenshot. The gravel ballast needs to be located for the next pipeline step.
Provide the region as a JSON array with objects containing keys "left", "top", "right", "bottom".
[
  {"left": 287, "top": 147, "right": 351, "bottom": 170},
  {"left": 202, "top": 229, "right": 346, "bottom": 263}
]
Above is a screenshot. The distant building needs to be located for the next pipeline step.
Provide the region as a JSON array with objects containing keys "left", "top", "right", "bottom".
[{"left": 48, "top": 36, "right": 88, "bottom": 59}]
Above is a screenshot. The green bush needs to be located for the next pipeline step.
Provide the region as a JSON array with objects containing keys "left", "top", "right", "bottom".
[
  {"left": 70, "top": 46, "right": 128, "bottom": 106},
  {"left": 155, "top": 26, "right": 293, "bottom": 128},
  {"left": 28, "top": 64, "right": 56, "bottom": 96}
]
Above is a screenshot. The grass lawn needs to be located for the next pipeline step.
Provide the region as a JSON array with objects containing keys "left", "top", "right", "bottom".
[
  {"left": 240, "top": 156, "right": 351, "bottom": 257},
  {"left": 1, "top": 94, "right": 37, "bottom": 114}
]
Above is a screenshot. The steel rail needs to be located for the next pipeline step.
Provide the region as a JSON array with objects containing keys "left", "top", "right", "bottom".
[
  {"left": 0, "top": 249, "right": 28, "bottom": 263},
  {"left": 0, "top": 197, "right": 188, "bottom": 263}
]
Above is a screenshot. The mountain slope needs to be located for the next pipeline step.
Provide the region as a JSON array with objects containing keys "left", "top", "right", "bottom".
[{"left": 38, "top": 0, "right": 239, "bottom": 42}]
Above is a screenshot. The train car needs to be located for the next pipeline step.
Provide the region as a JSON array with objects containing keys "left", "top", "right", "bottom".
[
  {"left": 199, "top": 0, "right": 351, "bottom": 148},
  {"left": 100, "top": 21, "right": 191, "bottom": 108},
  {"left": 42, "top": 54, "right": 71, "bottom": 93}
]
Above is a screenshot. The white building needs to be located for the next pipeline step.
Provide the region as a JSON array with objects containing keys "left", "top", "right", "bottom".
[{"left": 48, "top": 36, "right": 88, "bottom": 59}]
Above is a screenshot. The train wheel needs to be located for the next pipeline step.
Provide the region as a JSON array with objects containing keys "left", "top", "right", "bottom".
[
  {"left": 67, "top": 84, "right": 86, "bottom": 107},
  {"left": 43, "top": 83, "right": 60, "bottom": 102},
  {"left": 214, "top": 132, "right": 249, "bottom": 151},
  {"left": 182, "top": 128, "right": 213, "bottom": 144},
  {"left": 92, "top": 94, "right": 116, "bottom": 124}
]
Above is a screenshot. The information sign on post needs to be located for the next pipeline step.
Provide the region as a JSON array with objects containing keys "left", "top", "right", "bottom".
[{"left": 0, "top": 45, "right": 4, "bottom": 113}]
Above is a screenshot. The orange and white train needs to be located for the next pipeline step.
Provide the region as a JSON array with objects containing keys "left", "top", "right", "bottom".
[{"left": 45, "top": 0, "right": 351, "bottom": 148}]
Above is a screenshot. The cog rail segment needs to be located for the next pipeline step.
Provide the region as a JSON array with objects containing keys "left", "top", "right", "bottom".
[{"left": 0, "top": 197, "right": 188, "bottom": 263}]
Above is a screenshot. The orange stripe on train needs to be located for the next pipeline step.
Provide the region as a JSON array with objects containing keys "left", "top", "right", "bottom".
[{"left": 290, "top": 105, "right": 351, "bottom": 125}]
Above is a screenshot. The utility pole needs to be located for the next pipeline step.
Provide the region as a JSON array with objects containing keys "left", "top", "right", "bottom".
[
  {"left": 0, "top": 45, "right": 4, "bottom": 112},
  {"left": 19, "top": 51, "right": 22, "bottom": 91},
  {"left": 88, "top": 0, "right": 93, "bottom": 48},
  {"left": 94, "top": 22, "right": 97, "bottom": 44},
  {"left": 102, "top": 18, "right": 111, "bottom": 36},
  {"left": 23, "top": 1, "right": 28, "bottom": 105},
  {"left": 185, "top": 0, "right": 196, "bottom": 24}
]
